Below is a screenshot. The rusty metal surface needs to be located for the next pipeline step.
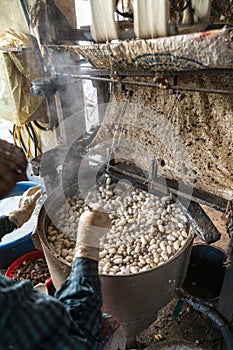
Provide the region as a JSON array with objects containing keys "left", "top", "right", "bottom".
[{"left": 88, "top": 75, "right": 233, "bottom": 202}]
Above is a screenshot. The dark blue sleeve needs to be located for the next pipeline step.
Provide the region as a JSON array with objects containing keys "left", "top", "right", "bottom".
[
  {"left": 55, "top": 257, "right": 102, "bottom": 342},
  {"left": 0, "top": 273, "right": 102, "bottom": 350},
  {"left": 0, "top": 215, "right": 16, "bottom": 240}
]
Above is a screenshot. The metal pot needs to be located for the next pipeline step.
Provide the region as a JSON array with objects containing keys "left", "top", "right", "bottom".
[{"left": 34, "top": 182, "right": 193, "bottom": 346}]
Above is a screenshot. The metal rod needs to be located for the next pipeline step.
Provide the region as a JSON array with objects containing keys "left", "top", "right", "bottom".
[
  {"left": 20, "top": 0, "right": 31, "bottom": 29},
  {"left": 80, "top": 152, "right": 227, "bottom": 210},
  {"left": 0, "top": 47, "right": 31, "bottom": 52},
  {"left": 54, "top": 72, "right": 233, "bottom": 95}
]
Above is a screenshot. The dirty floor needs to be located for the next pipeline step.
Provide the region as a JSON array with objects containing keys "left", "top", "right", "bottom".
[{"left": 134, "top": 206, "right": 231, "bottom": 350}]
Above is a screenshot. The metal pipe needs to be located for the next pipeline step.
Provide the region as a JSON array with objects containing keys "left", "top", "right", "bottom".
[
  {"left": 54, "top": 72, "right": 233, "bottom": 95},
  {"left": 20, "top": 0, "right": 30, "bottom": 29}
]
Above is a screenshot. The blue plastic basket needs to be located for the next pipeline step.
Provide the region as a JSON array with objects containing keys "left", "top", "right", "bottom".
[{"left": 0, "top": 181, "right": 42, "bottom": 269}]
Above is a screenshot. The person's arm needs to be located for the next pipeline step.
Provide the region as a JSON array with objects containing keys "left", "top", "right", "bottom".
[
  {"left": 8, "top": 186, "right": 42, "bottom": 228},
  {"left": 0, "top": 274, "right": 96, "bottom": 350},
  {"left": 55, "top": 208, "right": 111, "bottom": 344},
  {"left": 55, "top": 257, "right": 102, "bottom": 344},
  {"left": 0, "top": 186, "right": 42, "bottom": 241}
]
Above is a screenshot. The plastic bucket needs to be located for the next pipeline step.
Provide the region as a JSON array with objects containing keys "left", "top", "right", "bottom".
[
  {"left": 182, "top": 244, "right": 227, "bottom": 301},
  {"left": 0, "top": 181, "right": 42, "bottom": 268},
  {"left": 5, "top": 249, "right": 53, "bottom": 291}
]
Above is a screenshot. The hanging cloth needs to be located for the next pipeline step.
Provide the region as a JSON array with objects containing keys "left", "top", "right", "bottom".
[{"left": 0, "top": 28, "right": 44, "bottom": 126}]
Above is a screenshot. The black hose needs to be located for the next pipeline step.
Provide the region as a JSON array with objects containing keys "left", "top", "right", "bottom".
[
  {"left": 177, "top": 288, "right": 233, "bottom": 350},
  {"left": 33, "top": 120, "right": 51, "bottom": 132},
  {"left": 29, "top": 123, "right": 42, "bottom": 156},
  {"left": 221, "top": 325, "right": 233, "bottom": 350}
]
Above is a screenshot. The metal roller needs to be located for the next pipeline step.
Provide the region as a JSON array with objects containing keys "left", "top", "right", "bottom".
[
  {"left": 132, "top": 0, "right": 169, "bottom": 39},
  {"left": 90, "top": 0, "right": 118, "bottom": 43}
]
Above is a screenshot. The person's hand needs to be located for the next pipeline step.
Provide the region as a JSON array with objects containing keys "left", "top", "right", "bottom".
[
  {"left": 76, "top": 207, "right": 111, "bottom": 249},
  {"left": 9, "top": 186, "right": 42, "bottom": 228}
]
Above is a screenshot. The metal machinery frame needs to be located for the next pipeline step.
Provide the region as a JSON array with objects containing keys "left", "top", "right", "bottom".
[{"left": 4, "top": 0, "right": 233, "bottom": 347}]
